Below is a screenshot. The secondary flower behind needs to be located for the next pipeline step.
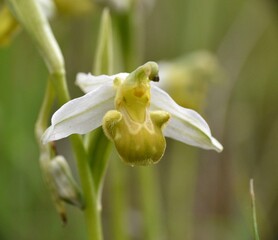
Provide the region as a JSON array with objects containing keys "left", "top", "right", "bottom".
[{"left": 42, "top": 62, "right": 223, "bottom": 166}]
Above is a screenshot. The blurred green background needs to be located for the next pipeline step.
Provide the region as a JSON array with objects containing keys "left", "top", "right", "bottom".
[{"left": 1, "top": 0, "right": 278, "bottom": 239}]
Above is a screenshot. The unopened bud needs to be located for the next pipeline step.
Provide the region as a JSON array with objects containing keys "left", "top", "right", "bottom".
[
  {"left": 39, "top": 152, "right": 67, "bottom": 224},
  {"left": 158, "top": 51, "right": 221, "bottom": 110},
  {"left": 49, "top": 156, "right": 84, "bottom": 209}
]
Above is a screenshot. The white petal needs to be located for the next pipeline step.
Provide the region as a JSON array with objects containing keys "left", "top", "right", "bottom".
[
  {"left": 38, "top": 0, "right": 56, "bottom": 19},
  {"left": 150, "top": 84, "right": 223, "bottom": 152},
  {"left": 42, "top": 84, "right": 116, "bottom": 143},
  {"left": 76, "top": 72, "right": 129, "bottom": 93}
]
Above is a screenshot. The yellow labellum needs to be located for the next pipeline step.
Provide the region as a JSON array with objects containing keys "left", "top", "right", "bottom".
[{"left": 103, "top": 62, "right": 170, "bottom": 166}]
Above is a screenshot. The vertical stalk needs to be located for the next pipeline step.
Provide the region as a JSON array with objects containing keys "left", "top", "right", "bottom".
[
  {"left": 167, "top": 144, "right": 198, "bottom": 239},
  {"left": 71, "top": 134, "right": 103, "bottom": 240},
  {"left": 35, "top": 80, "right": 55, "bottom": 144},
  {"left": 114, "top": 2, "right": 144, "bottom": 71},
  {"left": 86, "top": 7, "right": 114, "bottom": 199},
  {"left": 82, "top": 8, "right": 114, "bottom": 238},
  {"left": 35, "top": 79, "right": 67, "bottom": 222},
  {"left": 53, "top": 72, "right": 103, "bottom": 240},
  {"left": 108, "top": 156, "right": 129, "bottom": 240},
  {"left": 36, "top": 73, "right": 103, "bottom": 240},
  {"left": 137, "top": 167, "right": 165, "bottom": 240},
  {"left": 250, "top": 179, "right": 260, "bottom": 240}
]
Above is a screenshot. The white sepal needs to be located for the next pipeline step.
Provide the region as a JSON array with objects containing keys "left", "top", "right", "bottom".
[
  {"left": 76, "top": 72, "right": 128, "bottom": 93},
  {"left": 150, "top": 84, "right": 223, "bottom": 152},
  {"left": 42, "top": 84, "right": 115, "bottom": 143}
]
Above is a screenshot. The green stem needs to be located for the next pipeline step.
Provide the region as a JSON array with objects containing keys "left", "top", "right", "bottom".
[
  {"left": 137, "top": 167, "right": 165, "bottom": 240},
  {"left": 35, "top": 73, "right": 102, "bottom": 239},
  {"left": 167, "top": 144, "right": 198, "bottom": 239},
  {"left": 85, "top": 7, "right": 114, "bottom": 211},
  {"left": 114, "top": 2, "right": 144, "bottom": 71},
  {"left": 48, "top": 71, "right": 69, "bottom": 105},
  {"left": 86, "top": 128, "right": 112, "bottom": 200},
  {"left": 93, "top": 8, "right": 113, "bottom": 76},
  {"left": 83, "top": 114, "right": 111, "bottom": 209},
  {"left": 52, "top": 72, "right": 103, "bottom": 240},
  {"left": 108, "top": 157, "right": 128, "bottom": 240},
  {"left": 35, "top": 78, "right": 67, "bottom": 222},
  {"left": 71, "top": 134, "right": 103, "bottom": 240},
  {"left": 35, "top": 79, "right": 55, "bottom": 144},
  {"left": 250, "top": 179, "right": 260, "bottom": 240}
]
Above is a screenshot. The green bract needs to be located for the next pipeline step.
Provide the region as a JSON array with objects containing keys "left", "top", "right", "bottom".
[{"left": 42, "top": 62, "right": 223, "bottom": 166}]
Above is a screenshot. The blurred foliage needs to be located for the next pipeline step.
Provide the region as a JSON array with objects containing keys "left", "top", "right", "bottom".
[
  {"left": 0, "top": 5, "right": 21, "bottom": 46},
  {"left": 1, "top": 0, "right": 278, "bottom": 239}
]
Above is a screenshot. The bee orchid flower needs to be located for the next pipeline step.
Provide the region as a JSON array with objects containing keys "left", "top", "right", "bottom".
[{"left": 42, "top": 62, "right": 223, "bottom": 166}]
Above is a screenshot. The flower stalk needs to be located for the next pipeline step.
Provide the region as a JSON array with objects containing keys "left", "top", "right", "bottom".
[
  {"left": 86, "top": 8, "right": 114, "bottom": 209},
  {"left": 250, "top": 179, "right": 261, "bottom": 240},
  {"left": 137, "top": 167, "right": 165, "bottom": 240},
  {"left": 35, "top": 79, "right": 67, "bottom": 222}
]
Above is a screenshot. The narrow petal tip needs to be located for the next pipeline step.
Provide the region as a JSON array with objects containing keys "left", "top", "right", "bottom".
[
  {"left": 41, "top": 126, "right": 54, "bottom": 144},
  {"left": 211, "top": 137, "right": 223, "bottom": 152},
  {"left": 150, "top": 84, "right": 224, "bottom": 153}
]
